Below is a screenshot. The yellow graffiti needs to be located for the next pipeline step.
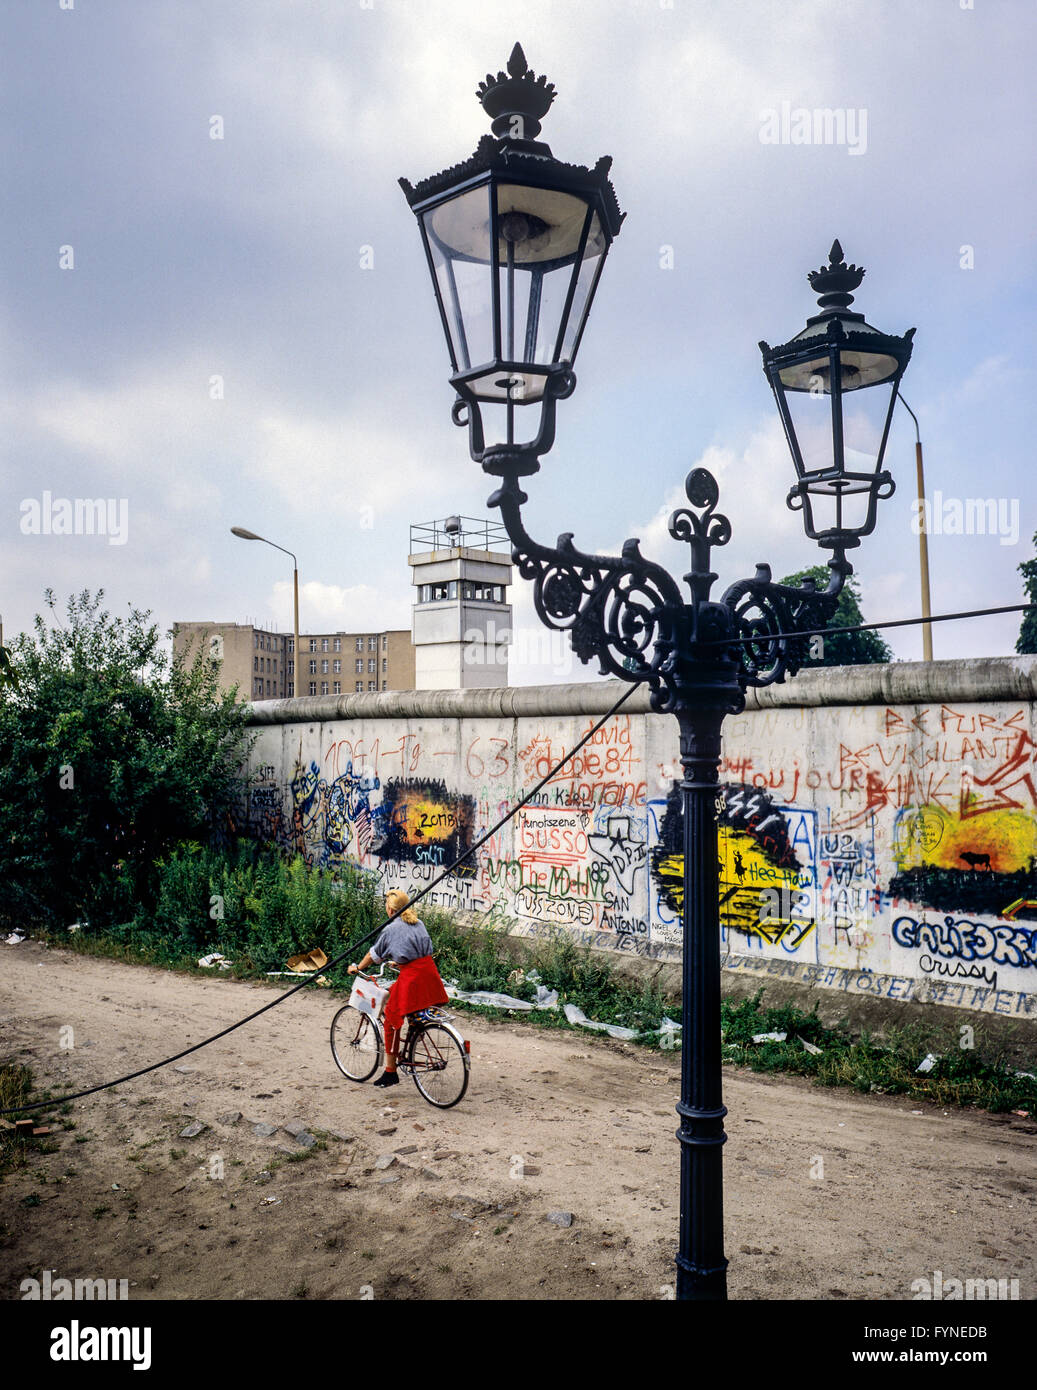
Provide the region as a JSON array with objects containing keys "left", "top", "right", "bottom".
[
  {"left": 394, "top": 795, "right": 459, "bottom": 846},
  {"left": 894, "top": 806, "right": 1037, "bottom": 874},
  {"left": 655, "top": 829, "right": 813, "bottom": 946}
]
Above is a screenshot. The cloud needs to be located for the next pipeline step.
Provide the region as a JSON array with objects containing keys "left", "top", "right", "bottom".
[{"left": 270, "top": 579, "right": 410, "bottom": 635}]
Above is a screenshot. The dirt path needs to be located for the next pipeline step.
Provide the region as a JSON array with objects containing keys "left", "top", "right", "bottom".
[{"left": 1, "top": 939, "right": 1034, "bottom": 1302}]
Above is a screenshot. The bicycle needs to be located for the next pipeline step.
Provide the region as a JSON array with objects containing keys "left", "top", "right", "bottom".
[{"left": 329, "top": 963, "right": 471, "bottom": 1109}]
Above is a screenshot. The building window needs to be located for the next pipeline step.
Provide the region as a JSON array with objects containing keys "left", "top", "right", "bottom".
[
  {"left": 382, "top": 680, "right": 387, "bottom": 691},
  {"left": 288, "top": 639, "right": 294, "bottom": 654},
  {"left": 368, "top": 681, "right": 376, "bottom": 691},
  {"left": 381, "top": 658, "right": 387, "bottom": 673},
  {"left": 382, "top": 635, "right": 387, "bottom": 651},
  {"left": 355, "top": 659, "right": 363, "bottom": 674},
  {"left": 418, "top": 581, "right": 459, "bottom": 603},
  {"left": 461, "top": 581, "right": 505, "bottom": 602},
  {"left": 355, "top": 680, "right": 363, "bottom": 692},
  {"left": 333, "top": 659, "right": 341, "bottom": 674},
  {"left": 334, "top": 638, "right": 341, "bottom": 652},
  {"left": 368, "top": 636, "right": 377, "bottom": 651},
  {"left": 309, "top": 682, "right": 317, "bottom": 695},
  {"left": 321, "top": 638, "right": 329, "bottom": 652},
  {"left": 288, "top": 682, "right": 294, "bottom": 697},
  {"left": 309, "top": 659, "right": 317, "bottom": 674},
  {"left": 273, "top": 660, "right": 277, "bottom": 673},
  {"left": 309, "top": 639, "right": 317, "bottom": 652},
  {"left": 321, "top": 659, "right": 329, "bottom": 674},
  {"left": 333, "top": 681, "right": 341, "bottom": 694},
  {"left": 253, "top": 656, "right": 258, "bottom": 671},
  {"left": 321, "top": 681, "right": 329, "bottom": 695},
  {"left": 367, "top": 658, "right": 375, "bottom": 673},
  {"left": 355, "top": 637, "right": 363, "bottom": 652}
]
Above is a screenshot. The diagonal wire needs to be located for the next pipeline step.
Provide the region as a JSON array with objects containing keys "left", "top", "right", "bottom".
[
  {"left": 704, "top": 602, "right": 1037, "bottom": 650},
  {"left": 1, "top": 681, "right": 640, "bottom": 1114}
]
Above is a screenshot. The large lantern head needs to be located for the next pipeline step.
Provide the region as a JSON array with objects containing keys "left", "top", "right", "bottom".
[
  {"left": 400, "top": 44, "right": 624, "bottom": 474},
  {"left": 760, "top": 241, "right": 915, "bottom": 555}
]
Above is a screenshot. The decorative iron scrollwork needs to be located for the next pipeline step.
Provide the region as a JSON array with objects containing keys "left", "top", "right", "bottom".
[
  {"left": 486, "top": 461, "right": 850, "bottom": 709},
  {"left": 493, "top": 476, "right": 684, "bottom": 689},
  {"left": 721, "top": 561, "right": 845, "bottom": 687}
]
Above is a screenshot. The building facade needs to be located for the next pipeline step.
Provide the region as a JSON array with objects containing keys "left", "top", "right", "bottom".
[{"left": 172, "top": 622, "right": 415, "bottom": 702}]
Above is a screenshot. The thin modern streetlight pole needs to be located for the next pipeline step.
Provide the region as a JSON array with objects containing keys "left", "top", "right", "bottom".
[
  {"left": 230, "top": 527, "right": 301, "bottom": 701},
  {"left": 897, "top": 393, "right": 933, "bottom": 661}
]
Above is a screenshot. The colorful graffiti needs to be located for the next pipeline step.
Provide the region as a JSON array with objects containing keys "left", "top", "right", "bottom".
[
  {"left": 239, "top": 689, "right": 1037, "bottom": 1015},
  {"left": 889, "top": 805, "right": 1037, "bottom": 916},
  {"left": 372, "top": 778, "right": 476, "bottom": 878},
  {"left": 649, "top": 783, "right": 817, "bottom": 952}
]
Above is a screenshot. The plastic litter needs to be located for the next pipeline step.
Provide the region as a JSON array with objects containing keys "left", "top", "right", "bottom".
[
  {"left": 751, "top": 1031, "right": 787, "bottom": 1044},
  {"left": 916, "top": 1053, "right": 939, "bottom": 1074},
  {"left": 798, "top": 1036, "right": 822, "bottom": 1056},
  {"left": 562, "top": 1002, "right": 639, "bottom": 1042},
  {"left": 198, "top": 952, "right": 232, "bottom": 970},
  {"left": 534, "top": 984, "right": 559, "bottom": 1008},
  {"left": 445, "top": 986, "right": 533, "bottom": 1012},
  {"left": 4, "top": 933, "right": 26, "bottom": 945}
]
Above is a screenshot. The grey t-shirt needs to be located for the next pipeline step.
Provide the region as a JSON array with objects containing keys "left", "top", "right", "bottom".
[{"left": 370, "top": 918, "right": 434, "bottom": 965}]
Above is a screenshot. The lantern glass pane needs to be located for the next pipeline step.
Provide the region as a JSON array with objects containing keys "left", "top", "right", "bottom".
[
  {"left": 560, "top": 212, "right": 605, "bottom": 361},
  {"left": 841, "top": 379, "right": 896, "bottom": 475},
  {"left": 805, "top": 482, "right": 874, "bottom": 538},
  {"left": 422, "top": 187, "right": 494, "bottom": 371},
  {"left": 493, "top": 184, "right": 596, "bottom": 371},
  {"left": 782, "top": 360, "right": 834, "bottom": 475}
]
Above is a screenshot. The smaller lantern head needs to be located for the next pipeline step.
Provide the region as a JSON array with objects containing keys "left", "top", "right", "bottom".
[
  {"left": 759, "top": 240, "right": 915, "bottom": 554},
  {"left": 400, "top": 44, "right": 624, "bottom": 473}
]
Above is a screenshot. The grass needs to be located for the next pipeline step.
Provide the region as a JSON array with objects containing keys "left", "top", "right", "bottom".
[{"left": 0, "top": 1065, "right": 70, "bottom": 1183}]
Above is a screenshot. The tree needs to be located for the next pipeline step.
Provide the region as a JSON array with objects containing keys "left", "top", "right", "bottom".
[
  {"left": 1016, "top": 533, "right": 1037, "bottom": 653},
  {"left": 778, "top": 566, "right": 893, "bottom": 667},
  {"left": 0, "top": 590, "right": 255, "bottom": 931}
]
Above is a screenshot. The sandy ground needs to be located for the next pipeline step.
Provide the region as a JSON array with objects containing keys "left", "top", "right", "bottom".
[{"left": 1, "top": 938, "right": 1034, "bottom": 1302}]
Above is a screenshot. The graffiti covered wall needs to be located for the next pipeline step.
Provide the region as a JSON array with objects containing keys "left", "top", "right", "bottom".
[{"left": 243, "top": 660, "right": 1037, "bottom": 1019}]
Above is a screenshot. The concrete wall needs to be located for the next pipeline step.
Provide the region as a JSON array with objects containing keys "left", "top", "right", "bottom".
[{"left": 241, "top": 658, "right": 1037, "bottom": 1021}]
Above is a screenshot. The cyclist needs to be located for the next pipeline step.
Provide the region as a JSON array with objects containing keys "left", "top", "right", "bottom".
[{"left": 347, "top": 889, "right": 449, "bottom": 1087}]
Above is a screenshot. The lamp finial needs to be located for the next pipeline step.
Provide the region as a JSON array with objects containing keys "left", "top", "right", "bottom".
[
  {"left": 807, "top": 240, "right": 866, "bottom": 312},
  {"left": 476, "top": 43, "right": 556, "bottom": 142}
]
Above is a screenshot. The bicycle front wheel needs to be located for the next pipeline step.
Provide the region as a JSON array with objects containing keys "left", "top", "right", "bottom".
[
  {"left": 330, "top": 1005, "right": 382, "bottom": 1082},
  {"left": 407, "top": 1022, "right": 470, "bottom": 1109}
]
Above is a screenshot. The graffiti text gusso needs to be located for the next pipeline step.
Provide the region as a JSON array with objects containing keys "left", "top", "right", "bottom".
[{"left": 892, "top": 914, "right": 1037, "bottom": 970}]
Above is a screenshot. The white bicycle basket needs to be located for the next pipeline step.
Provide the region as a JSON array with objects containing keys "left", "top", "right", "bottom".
[{"left": 349, "top": 975, "right": 389, "bottom": 1021}]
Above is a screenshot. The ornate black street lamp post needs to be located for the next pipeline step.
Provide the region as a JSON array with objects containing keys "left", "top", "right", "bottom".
[{"left": 400, "top": 44, "right": 915, "bottom": 1301}]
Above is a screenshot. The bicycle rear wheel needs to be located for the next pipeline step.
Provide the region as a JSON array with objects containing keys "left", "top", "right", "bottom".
[
  {"left": 330, "top": 1005, "right": 382, "bottom": 1082},
  {"left": 407, "top": 1022, "right": 470, "bottom": 1109}
]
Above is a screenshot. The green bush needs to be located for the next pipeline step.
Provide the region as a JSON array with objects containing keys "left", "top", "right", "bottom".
[{"left": 93, "top": 841, "right": 382, "bottom": 972}]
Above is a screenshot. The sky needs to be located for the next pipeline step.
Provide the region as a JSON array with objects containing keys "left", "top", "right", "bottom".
[{"left": 2, "top": 0, "right": 1035, "bottom": 683}]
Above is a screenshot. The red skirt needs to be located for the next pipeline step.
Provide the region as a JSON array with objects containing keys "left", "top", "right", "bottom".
[{"left": 384, "top": 956, "right": 449, "bottom": 1054}]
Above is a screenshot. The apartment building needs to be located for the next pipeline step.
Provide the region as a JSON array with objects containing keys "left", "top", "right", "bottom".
[{"left": 172, "top": 622, "right": 415, "bottom": 702}]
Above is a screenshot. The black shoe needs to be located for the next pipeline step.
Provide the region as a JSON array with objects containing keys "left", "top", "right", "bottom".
[{"left": 373, "top": 1070, "right": 399, "bottom": 1087}]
